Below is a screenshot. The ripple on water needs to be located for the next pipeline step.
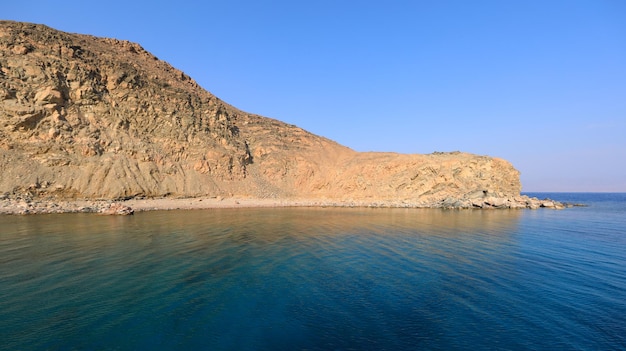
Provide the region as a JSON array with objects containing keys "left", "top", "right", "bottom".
[{"left": 1, "top": 204, "right": 625, "bottom": 350}]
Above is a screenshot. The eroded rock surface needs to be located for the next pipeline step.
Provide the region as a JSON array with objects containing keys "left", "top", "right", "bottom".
[{"left": 1, "top": 21, "right": 543, "bottom": 213}]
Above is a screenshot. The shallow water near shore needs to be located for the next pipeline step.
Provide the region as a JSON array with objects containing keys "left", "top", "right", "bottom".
[{"left": 1, "top": 193, "right": 625, "bottom": 350}]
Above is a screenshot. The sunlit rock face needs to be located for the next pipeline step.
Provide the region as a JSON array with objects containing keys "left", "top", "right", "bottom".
[{"left": 0, "top": 21, "right": 521, "bottom": 204}]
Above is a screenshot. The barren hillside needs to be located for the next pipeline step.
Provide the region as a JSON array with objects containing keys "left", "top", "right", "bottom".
[{"left": 1, "top": 21, "right": 522, "bottom": 207}]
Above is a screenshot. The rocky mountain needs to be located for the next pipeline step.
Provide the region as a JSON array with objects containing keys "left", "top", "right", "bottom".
[{"left": 1, "top": 21, "right": 527, "bottom": 208}]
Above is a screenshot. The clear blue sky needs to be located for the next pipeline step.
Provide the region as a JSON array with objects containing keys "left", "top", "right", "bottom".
[{"left": 5, "top": 1, "right": 626, "bottom": 191}]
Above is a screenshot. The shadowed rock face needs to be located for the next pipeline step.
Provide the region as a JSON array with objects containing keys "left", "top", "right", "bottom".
[{"left": 0, "top": 21, "right": 521, "bottom": 203}]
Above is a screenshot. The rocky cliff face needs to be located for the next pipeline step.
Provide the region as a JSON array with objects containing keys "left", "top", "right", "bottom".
[{"left": 0, "top": 21, "right": 522, "bottom": 205}]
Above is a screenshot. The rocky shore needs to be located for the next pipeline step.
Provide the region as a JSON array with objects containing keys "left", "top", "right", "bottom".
[
  {"left": 0, "top": 194, "right": 134, "bottom": 215},
  {"left": 0, "top": 191, "right": 581, "bottom": 215}
]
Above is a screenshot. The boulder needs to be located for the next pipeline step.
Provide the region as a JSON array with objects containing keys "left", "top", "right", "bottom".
[{"left": 100, "top": 203, "right": 134, "bottom": 215}]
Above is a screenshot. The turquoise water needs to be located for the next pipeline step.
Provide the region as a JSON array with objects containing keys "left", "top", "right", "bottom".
[{"left": 1, "top": 193, "right": 625, "bottom": 350}]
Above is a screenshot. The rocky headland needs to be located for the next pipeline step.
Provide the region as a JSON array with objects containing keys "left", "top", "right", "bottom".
[{"left": 0, "top": 21, "right": 565, "bottom": 214}]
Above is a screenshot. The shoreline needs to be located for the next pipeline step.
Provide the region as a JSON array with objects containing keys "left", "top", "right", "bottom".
[{"left": 0, "top": 194, "right": 577, "bottom": 215}]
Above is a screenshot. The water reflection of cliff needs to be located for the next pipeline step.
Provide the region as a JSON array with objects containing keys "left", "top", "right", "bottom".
[
  {"left": 159, "top": 207, "right": 523, "bottom": 240},
  {"left": 0, "top": 208, "right": 522, "bottom": 278}
]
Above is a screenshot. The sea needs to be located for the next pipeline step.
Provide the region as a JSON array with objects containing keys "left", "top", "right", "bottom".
[{"left": 1, "top": 193, "right": 625, "bottom": 350}]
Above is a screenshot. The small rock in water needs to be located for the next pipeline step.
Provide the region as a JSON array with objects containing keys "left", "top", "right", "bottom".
[{"left": 101, "top": 203, "right": 134, "bottom": 215}]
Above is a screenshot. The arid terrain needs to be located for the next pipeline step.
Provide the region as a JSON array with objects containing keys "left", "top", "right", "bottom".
[{"left": 0, "top": 21, "right": 561, "bottom": 214}]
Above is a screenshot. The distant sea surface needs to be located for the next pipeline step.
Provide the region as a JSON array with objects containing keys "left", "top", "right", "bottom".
[{"left": 1, "top": 193, "right": 625, "bottom": 350}]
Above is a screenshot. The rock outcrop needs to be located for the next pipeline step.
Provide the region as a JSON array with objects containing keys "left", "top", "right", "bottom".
[{"left": 1, "top": 21, "right": 543, "bottom": 212}]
